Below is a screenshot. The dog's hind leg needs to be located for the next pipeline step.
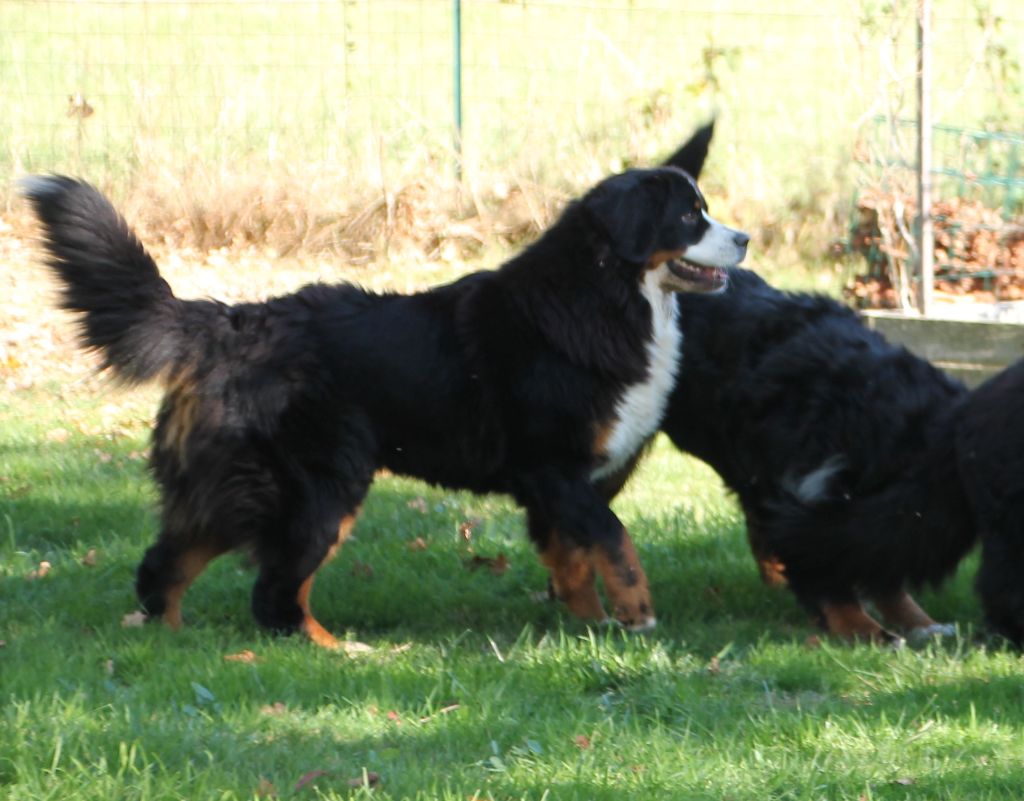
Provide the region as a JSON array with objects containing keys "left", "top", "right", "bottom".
[
  {"left": 251, "top": 486, "right": 366, "bottom": 649},
  {"left": 252, "top": 509, "right": 362, "bottom": 649},
  {"left": 136, "top": 537, "right": 228, "bottom": 630}
]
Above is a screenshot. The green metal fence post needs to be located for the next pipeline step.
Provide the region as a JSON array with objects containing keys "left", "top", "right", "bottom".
[{"left": 453, "top": 0, "right": 463, "bottom": 181}]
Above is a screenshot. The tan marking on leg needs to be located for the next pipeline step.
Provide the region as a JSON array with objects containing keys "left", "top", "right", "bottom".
[
  {"left": 324, "top": 510, "right": 360, "bottom": 565},
  {"left": 746, "top": 523, "right": 788, "bottom": 587},
  {"left": 756, "top": 555, "right": 788, "bottom": 587},
  {"left": 873, "top": 591, "right": 939, "bottom": 631},
  {"left": 821, "top": 600, "right": 899, "bottom": 644},
  {"left": 539, "top": 532, "right": 607, "bottom": 622},
  {"left": 163, "top": 545, "right": 222, "bottom": 631},
  {"left": 296, "top": 573, "right": 340, "bottom": 650},
  {"left": 592, "top": 528, "right": 655, "bottom": 631},
  {"left": 294, "top": 511, "right": 362, "bottom": 650}
]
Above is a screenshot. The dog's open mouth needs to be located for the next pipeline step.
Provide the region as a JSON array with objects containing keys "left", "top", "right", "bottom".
[{"left": 664, "top": 258, "right": 727, "bottom": 293}]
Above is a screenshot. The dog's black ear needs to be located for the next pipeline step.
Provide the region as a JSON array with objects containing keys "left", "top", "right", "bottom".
[
  {"left": 584, "top": 170, "right": 669, "bottom": 265},
  {"left": 662, "top": 119, "right": 714, "bottom": 178}
]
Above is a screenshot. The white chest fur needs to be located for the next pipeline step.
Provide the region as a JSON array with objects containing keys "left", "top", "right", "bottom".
[{"left": 591, "top": 270, "right": 682, "bottom": 481}]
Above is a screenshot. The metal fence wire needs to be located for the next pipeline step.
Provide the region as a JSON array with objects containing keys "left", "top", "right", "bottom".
[{"left": 851, "top": 118, "right": 1024, "bottom": 305}]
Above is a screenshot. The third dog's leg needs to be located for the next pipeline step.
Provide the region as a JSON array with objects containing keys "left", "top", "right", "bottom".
[
  {"left": 820, "top": 599, "right": 903, "bottom": 645},
  {"left": 873, "top": 590, "right": 955, "bottom": 640},
  {"left": 745, "top": 520, "right": 788, "bottom": 587}
]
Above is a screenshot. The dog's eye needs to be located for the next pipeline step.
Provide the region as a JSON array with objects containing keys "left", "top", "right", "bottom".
[{"left": 681, "top": 210, "right": 699, "bottom": 223}]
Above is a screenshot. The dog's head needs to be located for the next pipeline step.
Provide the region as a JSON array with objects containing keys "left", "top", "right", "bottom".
[{"left": 583, "top": 164, "right": 748, "bottom": 294}]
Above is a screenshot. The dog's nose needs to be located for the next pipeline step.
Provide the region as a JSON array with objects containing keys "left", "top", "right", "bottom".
[{"left": 734, "top": 231, "right": 751, "bottom": 249}]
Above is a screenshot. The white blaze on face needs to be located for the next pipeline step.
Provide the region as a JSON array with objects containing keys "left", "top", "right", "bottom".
[
  {"left": 591, "top": 270, "right": 681, "bottom": 481},
  {"left": 683, "top": 211, "right": 747, "bottom": 268}
]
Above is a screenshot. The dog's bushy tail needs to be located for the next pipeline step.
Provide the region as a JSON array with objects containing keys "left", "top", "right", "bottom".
[
  {"left": 765, "top": 446, "right": 974, "bottom": 594},
  {"left": 21, "top": 175, "right": 209, "bottom": 384}
]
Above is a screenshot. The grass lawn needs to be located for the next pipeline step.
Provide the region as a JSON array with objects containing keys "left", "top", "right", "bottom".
[{"left": 2, "top": 283, "right": 1023, "bottom": 800}]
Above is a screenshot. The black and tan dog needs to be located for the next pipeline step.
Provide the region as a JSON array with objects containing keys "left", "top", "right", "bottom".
[
  {"left": 651, "top": 124, "right": 980, "bottom": 644},
  {"left": 22, "top": 152, "right": 748, "bottom": 647},
  {"left": 956, "top": 359, "right": 1024, "bottom": 646},
  {"left": 719, "top": 332, "right": 1024, "bottom": 648},
  {"left": 664, "top": 266, "right": 966, "bottom": 644}
]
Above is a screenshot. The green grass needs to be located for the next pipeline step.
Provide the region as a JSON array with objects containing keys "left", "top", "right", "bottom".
[{"left": 3, "top": 378, "right": 1023, "bottom": 801}]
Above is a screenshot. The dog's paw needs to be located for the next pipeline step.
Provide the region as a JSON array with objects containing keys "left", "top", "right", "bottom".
[
  {"left": 610, "top": 604, "right": 657, "bottom": 633},
  {"left": 907, "top": 622, "right": 957, "bottom": 646},
  {"left": 624, "top": 614, "right": 657, "bottom": 633}
]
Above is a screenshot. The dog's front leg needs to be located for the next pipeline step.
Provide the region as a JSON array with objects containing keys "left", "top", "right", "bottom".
[
  {"left": 523, "top": 477, "right": 655, "bottom": 631},
  {"left": 591, "top": 528, "right": 656, "bottom": 631},
  {"left": 536, "top": 527, "right": 608, "bottom": 623}
]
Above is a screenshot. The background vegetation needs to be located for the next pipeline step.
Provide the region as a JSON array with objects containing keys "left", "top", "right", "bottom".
[
  {"left": 2, "top": 2, "right": 1024, "bottom": 799},
  {"left": 2, "top": 0, "right": 1021, "bottom": 279}
]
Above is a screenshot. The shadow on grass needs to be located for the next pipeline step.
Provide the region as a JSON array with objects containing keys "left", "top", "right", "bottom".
[{"left": 1, "top": 435, "right": 985, "bottom": 653}]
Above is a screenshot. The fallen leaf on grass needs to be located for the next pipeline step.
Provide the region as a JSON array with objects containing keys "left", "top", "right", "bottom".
[
  {"left": 81, "top": 549, "right": 98, "bottom": 567},
  {"left": 294, "top": 770, "right": 330, "bottom": 792},
  {"left": 46, "top": 427, "right": 69, "bottom": 442},
  {"left": 260, "top": 702, "right": 288, "bottom": 716},
  {"left": 121, "top": 611, "right": 148, "bottom": 628},
  {"left": 574, "top": 734, "right": 591, "bottom": 749},
  {"left": 26, "top": 561, "right": 51, "bottom": 580},
  {"left": 463, "top": 553, "right": 508, "bottom": 576},
  {"left": 895, "top": 777, "right": 916, "bottom": 786},
  {"left": 707, "top": 656, "right": 721, "bottom": 675},
  {"left": 347, "top": 771, "right": 381, "bottom": 789},
  {"left": 256, "top": 777, "right": 277, "bottom": 797},
  {"left": 386, "top": 710, "right": 402, "bottom": 724},
  {"left": 418, "top": 703, "right": 461, "bottom": 723},
  {"left": 804, "top": 635, "right": 822, "bottom": 649},
  {"left": 339, "top": 640, "right": 374, "bottom": 656},
  {"left": 458, "top": 518, "right": 481, "bottom": 542},
  {"left": 406, "top": 497, "right": 428, "bottom": 513},
  {"left": 351, "top": 561, "right": 374, "bottom": 579},
  {"left": 407, "top": 536, "right": 428, "bottom": 551},
  {"left": 224, "top": 649, "right": 260, "bottom": 663}
]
